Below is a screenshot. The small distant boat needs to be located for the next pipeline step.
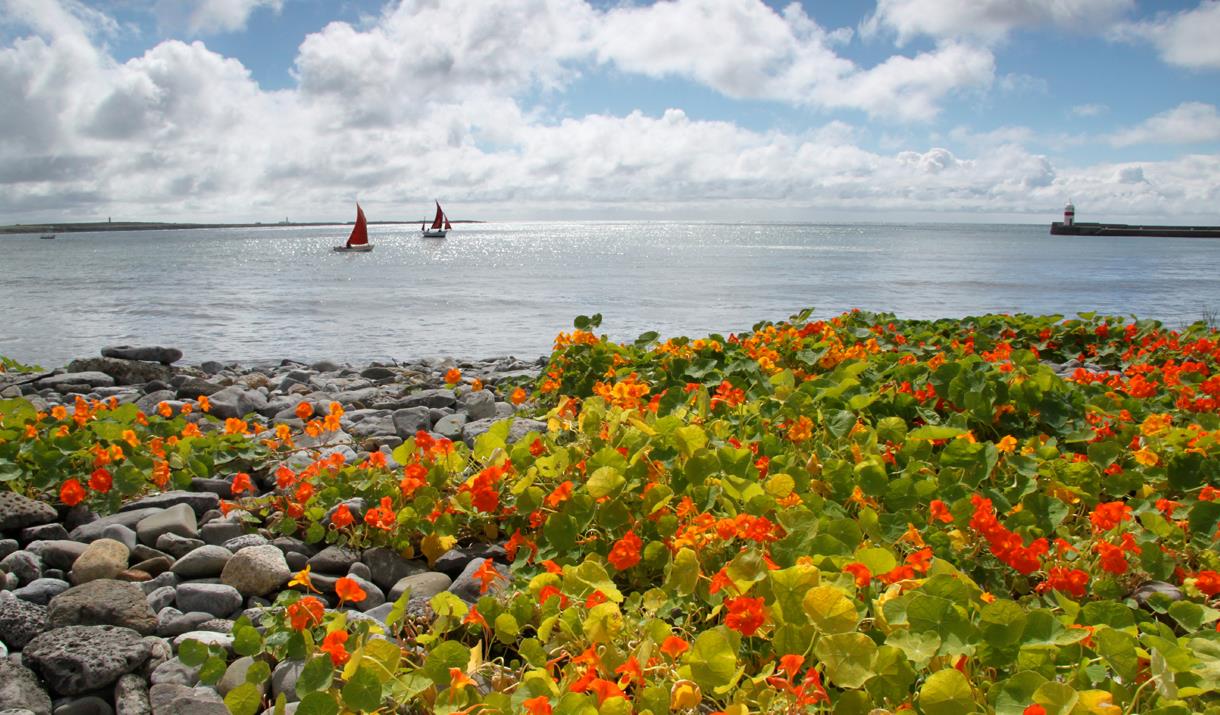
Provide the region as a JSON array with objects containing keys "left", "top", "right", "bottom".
[
  {"left": 39, "top": 234, "right": 55, "bottom": 239},
  {"left": 333, "top": 204, "right": 373, "bottom": 252},
  {"left": 421, "top": 201, "right": 451, "bottom": 238}
]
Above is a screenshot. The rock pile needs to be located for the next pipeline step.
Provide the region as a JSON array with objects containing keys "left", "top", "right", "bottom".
[{"left": 0, "top": 345, "right": 546, "bottom": 715}]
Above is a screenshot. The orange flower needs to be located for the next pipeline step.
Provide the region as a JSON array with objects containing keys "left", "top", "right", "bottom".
[
  {"left": 50, "top": 405, "right": 67, "bottom": 421},
  {"left": 996, "top": 435, "right": 1017, "bottom": 453},
  {"left": 521, "top": 696, "right": 552, "bottom": 715},
  {"left": 363, "top": 496, "right": 397, "bottom": 531},
  {"left": 319, "top": 630, "right": 349, "bottom": 666},
  {"left": 473, "top": 559, "right": 506, "bottom": 594},
  {"left": 545, "top": 481, "right": 573, "bottom": 508},
  {"left": 295, "top": 402, "right": 314, "bottom": 420},
  {"left": 778, "top": 654, "right": 805, "bottom": 678},
  {"left": 1194, "top": 570, "right": 1220, "bottom": 597},
  {"left": 659, "top": 636, "right": 690, "bottom": 659},
  {"left": 286, "top": 596, "right": 324, "bottom": 630},
  {"left": 724, "top": 595, "right": 767, "bottom": 636},
  {"left": 334, "top": 577, "right": 367, "bottom": 605},
  {"left": 89, "top": 468, "right": 112, "bottom": 493},
  {"left": 842, "top": 562, "right": 872, "bottom": 588},
  {"left": 181, "top": 423, "right": 202, "bottom": 438},
  {"left": 607, "top": 530, "right": 642, "bottom": 571},
  {"left": 1089, "top": 501, "right": 1131, "bottom": 532},
  {"left": 448, "top": 667, "right": 476, "bottom": 691},
  {"left": 60, "top": 478, "right": 86, "bottom": 506},
  {"left": 614, "top": 656, "right": 644, "bottom": 689},
  {"left": 444, "top": 368, "right": 462, "bottom": 385},
  {"left": 224, "top": 418, "right": 248, "bottom": 435},
  {"left": 230, "top": 472, "right": 253, "bottom": 495},
  {"left": 471, "top": 378, "right": 484, "bottom": 392},
  {"left": 330, "top": 504, "right": 354, "bottom": 529},
  {"left": 157, "top": 401, "right": 173, "bottom": 418},
  {"left": 1024, "top": 706, "right": 1047, "bottom": 715},
  {"left": 463, "top": 605, "right": 488, "bottom": 629},
  {"left": 510, "top": 387, "right": 528, "bottom": 405},
  {"left": 197, "top": 395, "right": 211, "bottom": 412},
  {"left": 929, "top": 499, "right": 954, "bottom": 523},
  {"left": 121, "top": 429, "right": 139, "bottom": 448}
]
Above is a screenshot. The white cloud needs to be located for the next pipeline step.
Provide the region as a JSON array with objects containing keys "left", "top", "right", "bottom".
[
  {"left": 863, "top": 0, "right": 1134, "bottom": 44},
  {"left": 153, "top": 0, "right": 285, "bottom": 35},
  {"left": 1108, "top": 102, "right": 1220, "bottom": 146},
  {"left": 0, "top": 0, "right": 1218, "bottom": 225},
  {"left": 1111, "top": 1, "right": 1220, "bottom": 70}
]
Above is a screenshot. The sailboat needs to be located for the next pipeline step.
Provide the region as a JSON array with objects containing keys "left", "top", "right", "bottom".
[
  {"left": 333, "top": 203, "right": 373, "bottom": 252},
  {"left": 422, "top": 201, "right": 451, "bottom": 238}
]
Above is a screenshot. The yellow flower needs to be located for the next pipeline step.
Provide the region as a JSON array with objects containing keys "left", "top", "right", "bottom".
[
  {"left": 288, "top": 565, "right": 319, "bottom": 593},
  {"left": 1133, "top": 447, "right": 1159, "bottom": 467},
  {"left": 1140, "top": 413, "right": 1172, "bottom": 437},
  {"left": 996, "top": 435, "right": 1017, "bottom": 453}
]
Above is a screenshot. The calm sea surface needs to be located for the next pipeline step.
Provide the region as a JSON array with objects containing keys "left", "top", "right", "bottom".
[{"left": 3, "top": 222, "right": 1219, "bottom": 368}]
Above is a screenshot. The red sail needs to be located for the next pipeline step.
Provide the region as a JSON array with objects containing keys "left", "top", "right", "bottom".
[
  {"left": 444, "top": 216, "right": 452, "bottom": 230},
  {"left": 346, "top": 204, "right": 368, "bottom": 247},
  {"left": 430, "top": 201, "right": 445, "bottom": 230}
]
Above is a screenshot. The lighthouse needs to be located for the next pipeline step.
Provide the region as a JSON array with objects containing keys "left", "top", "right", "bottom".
[{"left": 1063, "top": 200, "right": 1075, "bottom": 226}]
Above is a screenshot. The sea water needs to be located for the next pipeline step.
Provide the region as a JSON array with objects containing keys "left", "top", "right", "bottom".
[{"left": 2, "top": 221, "right": 1219, "bottom": 367}]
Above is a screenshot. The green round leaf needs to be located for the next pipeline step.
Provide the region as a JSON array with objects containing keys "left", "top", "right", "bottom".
[
  {"left": 296, "top": 691, "right": 339, "bottom": 715},
  {"left": 341, "top": 665, "right": 383, "bottom": 713},
  {"left": 918, "top": 669, "right": 976, "bottom": 715},
  {"left": 296, "top": 656, "right": 334, "bottom": 695},
  {"left": 223, "top": 682, "right": 263, "bottom": 715}
]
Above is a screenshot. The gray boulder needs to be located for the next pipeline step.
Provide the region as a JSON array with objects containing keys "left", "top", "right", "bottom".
[
  {"left": 169, "top": 546, "right": 231, "bottom": 579},
  {"left": 220, "top": 545, "right": 290, "bottom": 597},
  {"left": 0, "top": 590, "right": 48, "bottom": 648},
  {"left": 460, "top": 389, "right": 497, "bottom": 421},
  {"left": 307, "top": 545, "right": 359, "bottom": 575},
  {"left": 12, "top": 577, "right": 71, "bottom": 605},
  {"left": 69, "top": 509, "right": 165, "bottom": 543},
  {"left": 65, "top": 358, "right": 172, "bottom": 387},
  {"left": 0, "top": 659, "right": 52, "bottom": 715},
  {"left": 175, "top": 378, "right": 223, "bottom": 400},
  {"left": 1, "top": 550, "right": 42, "bottom": 585},
  {"left": 48, "top": 579, "right": 158, "bottom": 635},
  {"left": 387, "top": 571, "right": 451, "bottom": 602},
  {"left": 392, "top": 407, "right": 432, "bottom": 437},
  {"left": 403, "top": 389, "right": 456, "bottom": 409},
  {"left": 37, "top": 373, "right": 116, "bottom": 390},
  {"left": 205, "top": 386, "right": 268, "bottom": 420},
  {"left": 26, "top": 540, "right": 89, "bottom": 571},
  {"left": 136, "top": 505, "right": 197, "bottom": 547},
  {"left": 174, "top": 583, "right": 241, "bottom": 618},
  {"left": 101, "top": 346, "right": 183, "bottom": 365},
  {"left": 0, "top": 491, "right": 58, "bottom": 532},
  {"left": 23, "top": 625, "right": 151, "bottom": 696},
  {"left": 120, "top": 492, "right": 219, "bottom": 518},
  {"left": 113, "top": 673, "right": 152, "bottom": 715},
  {"left": 147, "top": 683, "right": 227, "bottom": 715},
  {"left": 361, "top": 547, "right": 426, "bottom": 592}
]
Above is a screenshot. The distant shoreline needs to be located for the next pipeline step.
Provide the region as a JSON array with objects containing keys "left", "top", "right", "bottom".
[{"left": 0, "top": 220, "right": 484, "bottom": 235}]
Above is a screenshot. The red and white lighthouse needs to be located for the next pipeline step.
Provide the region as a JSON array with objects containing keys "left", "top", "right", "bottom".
[{"left": 1063, "top": 200, "right": 1075, "bottom": 226}]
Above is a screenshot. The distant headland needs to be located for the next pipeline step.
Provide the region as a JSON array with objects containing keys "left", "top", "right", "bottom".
[{"left": 0, "top": 219, "right": 483, "bottom": 235}]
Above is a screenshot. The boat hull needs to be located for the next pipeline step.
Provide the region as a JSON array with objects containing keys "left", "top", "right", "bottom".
[
  {"left": 422, "top": 229, "right": 447, "bottom": 238},
  {"left": 333, "top": 245, "right": 373, "bottom": 252},
  {"left": 1051, "top": 222, "right": 1220, "bottom": 238},
  {"left": 39, "top": 235, "right": 55, "bottom": 239}
]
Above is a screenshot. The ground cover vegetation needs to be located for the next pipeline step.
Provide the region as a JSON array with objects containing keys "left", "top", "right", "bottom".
[{"left": 2, "top": 309, "right": 1220, "bottom": 715}]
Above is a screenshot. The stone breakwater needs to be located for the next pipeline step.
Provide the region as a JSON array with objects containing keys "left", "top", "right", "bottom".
[{"left": 0, "top": 346, "right": 547, "bottom": 715}]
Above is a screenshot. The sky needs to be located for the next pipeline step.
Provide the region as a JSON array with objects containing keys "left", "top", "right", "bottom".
[{"left": 1, "top": 0, "right": 1219, "bottom": 224}]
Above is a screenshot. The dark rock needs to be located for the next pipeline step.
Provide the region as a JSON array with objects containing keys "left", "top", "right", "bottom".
[
  {"left": 174, "top": 378, "right": 223, "bottom": 400},
  {"left": 154, "top": 535, "right": 204, "bottom": 560},
  {"left": 69, "top": 510, "right": 164, "bottom": 543},
  {"left": 119, "top": 492, "right": 219, "bottom": 519},
  {"left": 13, "top": 578, "right": 71, "bottom": 605},
  {"left": 391, "top": 407, "right": 432, "bottom": 437},
  {"left": 387, "top": 571, "right": 451, "bottom": 602},
  {"left": 51, "top": 695, "right": 112, "bottom": 715},
  {"left": 403, "top": 389, "right": 456, "bottom": 409},
  {"left": 0, "top": 590, "right": 48, "bottom": 648},
  {"left": 135, "top": 505, "right": 197, "bottom": 547},
  {"left": 0, "top": 537, "right": 18, "bottom": 559},
  {"left": 23, "top": 625, "right": 151, "bottom": 696},
  {"left": 433, "top": 413, "right": 467, "bottom": 440},
  {"left": 134, "top": 391, "right": 176, "bottom": 416},
  {"left": 309, "top": 360, "right": 340, "bottom": 372},
  {"left": 1, "top": 550, "right": 42, "bottom": 585},
  {"left": 361, "top": 548, "right": 426, "bottom": 592},
  {"left": 460, "top": 390, "right": 497, "bottom": 421},
  {"left": 433, "top": 544, "right": 508, "bottom": 579},
  {"left": 198, "top": 521, "right": 243, "bottom": 546},
  {"left": 19, "top": 523, "right": 69, "bottom": 545},
  {"left": 198, "top": 361, "right": 224, "bottom": 375},
  {"left": 147, "top": 683, "right": 226, "bottom": 715},
  {"left": 0, "top": 658, "right": 52, "bottom": 715},
  {"left": 25, "top": 540, "right": 88, "bottom": 571},
  {"left": 48, "top": 579, "right": 158, "bottom": 635},
  {"left": 1132, "top": 580, "right": 1184, "bottom": 608},
  {"left": 359, "top": 366, "right": 396, "bottom": 380},
  {"left": 130, "top": 557, "right": 173, "bottom": 577},
  {"left": 155, "top": 610, "right": 213, "bottom": 638},
  {"left": 0, "top": 492, "right": 59, "bottom": 532},
  {"left": 146, "top": 586, "right": 176, "bottom": 613},
  {"left": 138, "top": 572, "right": 178, "bottom": 595},
  {"left": 100, "top": 346, "right": 182, "bottom": 365},
  {"left": 270, "top": 537, "right": 315, "bottom": 559},
  {"left": 149, "top": 658, "right": 199, "bottom": 687},
  {"left": 174, "top": 583, "right": 241, "bottom": 618},
  {"left": 186, "top": 479, "right": 232, "bottom": 500},
  {"left": 205, "top": 386, "right": 268, "bottom": 420},
  {"left": 307, "top": 545, "right": 359, "bottom": 575},
  {"left": 37, "top": 373, "right": 116, "bottom": 390},
  {"left": 98, "top": 525, "right": 138, "bottom": 552},
  {"left": 66, "top": 357, "right": 172, "bottom": 386},
  {"left": 270, "top": 659, "right": 304, "bottom": 702},
  {"left": 220, "top": 534, "right": 268, "bottom": 552}
]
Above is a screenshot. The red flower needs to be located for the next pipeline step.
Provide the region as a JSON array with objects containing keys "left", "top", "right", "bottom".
[
  {"left": 319, "top": 630, "right": 349, "bottom": 666},
  {"left": 1095, "top": 541, "right": 1130, "bottom": 575},
  {"left": 1024, "top": 706, "right": 1047, "bottom": 715},
  {"left": 286, "top": 596, "right": 325, "bottom": 630},
  {"left": 1038, "top": 567, "right": 1089, "bottom": 598},
  {"left": 473, "top": 559, "right": 506, "bottom": 594},
  {"left": 538, "top": 585, "right": 568, "bottom": 608},
  {"left": 659, "top": 635, "right": 689, "bottom": 659},
  {"left": 545, "top": 481, "right": 573, "bottom": 508},
  {"left": 842, "top": 562, "right": 872, "bottom": 588},
  {"left": 229, "top": 472, "right": 253, "bottom": 495},
  {"left": 330, "top": 504, "right": 354, "bottom": 529},
  {"left": 724, "top": 595, "right": 767, "bottom": 636},
  {"left": 529, "top": 438, "right": 546, "bottom": 456},
  {"left": 1089, "top": 501, "right": 1132, "bottom": 532},
  {"left": 60, "top": 478, "right": 86, "bottom": 506},
  {"left": 1194, "top": 570, "right": 1220, "bottom": 597},
  {"left": 522, "top": 696, "right": 552, "bottom": 715},
  {"left": 929, "top": 499, "right": 954, "bottom": 523},
  {"left": 88, "top": 468, "right": 112, "bottom": 494},
  {"left": 334, "top": 577, "right": 367, "bottom": 604},
  {"left": 607, "top": 530, "right": 643, "bottom": 571}
]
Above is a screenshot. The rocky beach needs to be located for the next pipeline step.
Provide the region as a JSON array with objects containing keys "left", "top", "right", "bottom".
[{"left": 0, "top": 345, "right": 548, "bottom": 715}]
